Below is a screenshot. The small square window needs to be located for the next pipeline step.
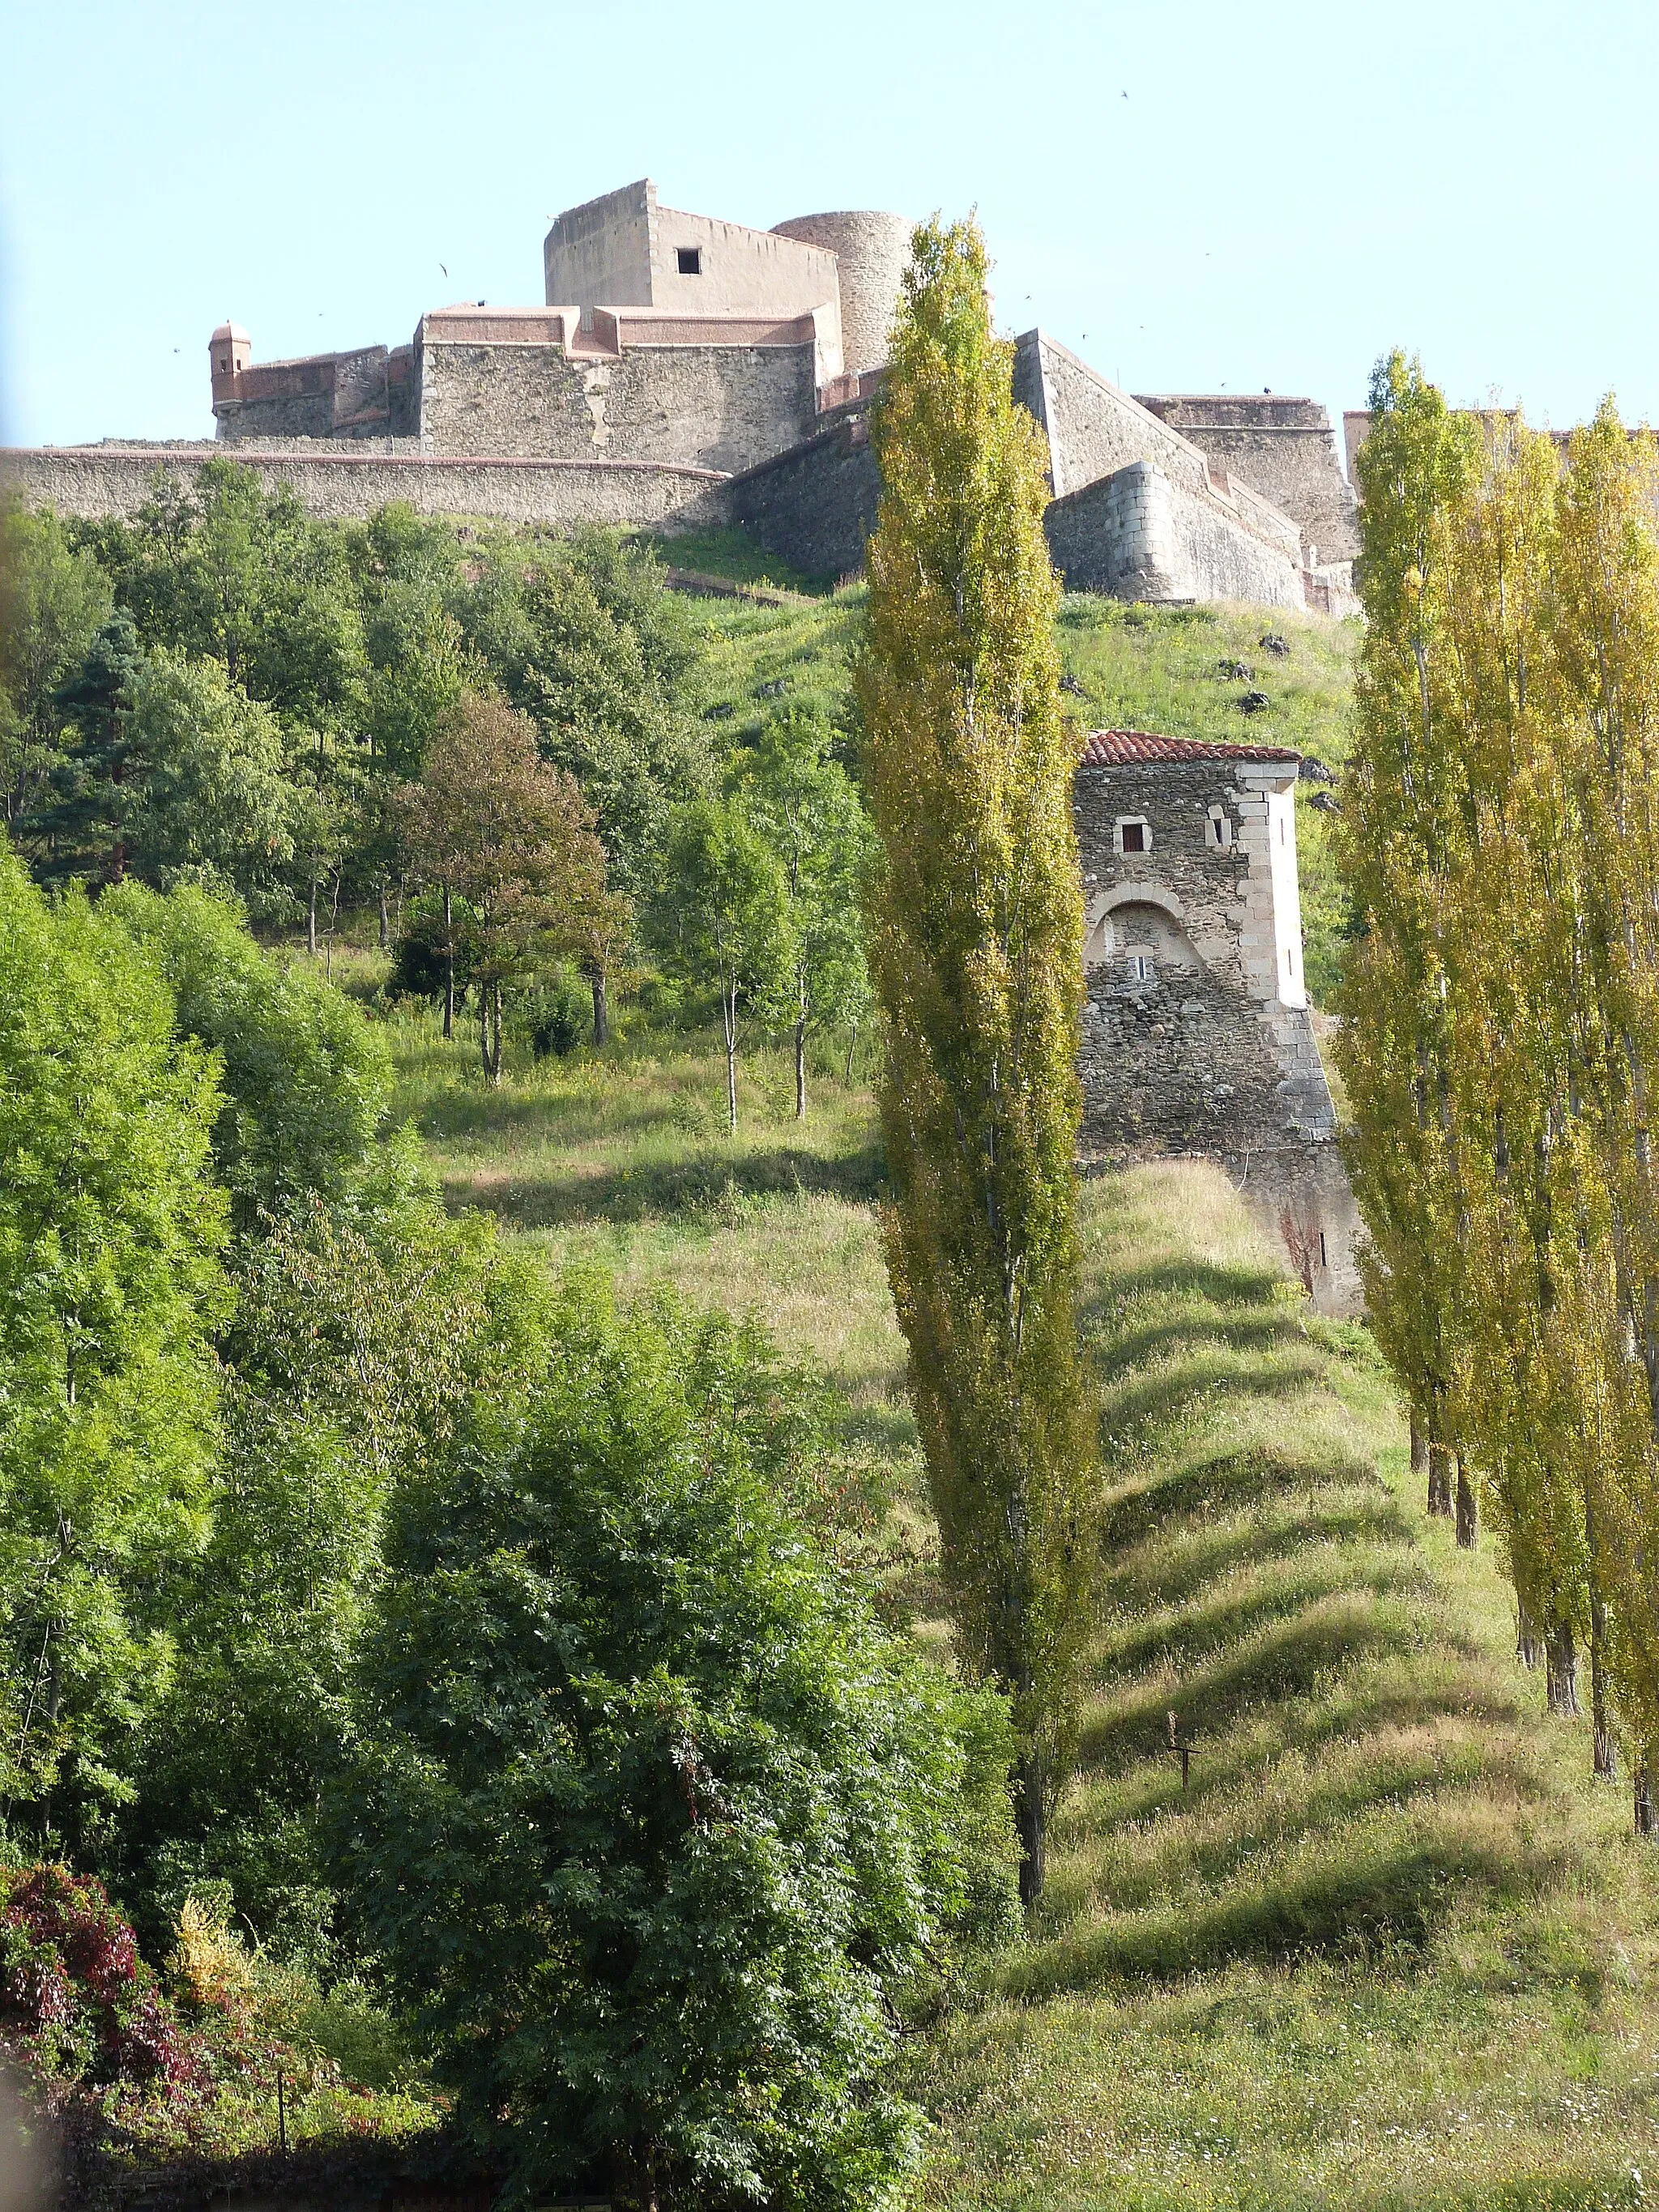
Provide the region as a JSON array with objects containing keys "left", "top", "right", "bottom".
[
  {"left": 1120, "top": 820, "right": 1146, "bottom": 854},
  {"left": 677, "top": 247, "right": 702, "bottom": 275}
]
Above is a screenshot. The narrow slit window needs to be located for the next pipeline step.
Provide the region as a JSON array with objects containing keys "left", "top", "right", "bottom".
[
  {"left": 1319, "top": 1231, "right": 1328, "bottom": 1268},
  {"left": 677, "top": 247, "right": 703, "bottom": 275},
  {"left": 1207, "top": 807, "right": 1232, "bottom": 850}
]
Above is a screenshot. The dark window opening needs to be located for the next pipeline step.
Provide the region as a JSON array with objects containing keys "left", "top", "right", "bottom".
[
  {"left": 1121, "top": 820, "right": 1146, "bottom": 854},
  {"left": 677, "top": 247, "right": 702, "bottom": 275},
  {"left": 1319, "top": 1232, "right": 1328, "bottom": 1268}
]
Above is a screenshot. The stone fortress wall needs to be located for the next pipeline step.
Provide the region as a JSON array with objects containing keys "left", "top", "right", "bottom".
[
  {"left": 4, "top": 177, "right": 1358, "bottom": 619},
  {"left": 1137, "top": 394, "right": 1360, "bottom": 566}
]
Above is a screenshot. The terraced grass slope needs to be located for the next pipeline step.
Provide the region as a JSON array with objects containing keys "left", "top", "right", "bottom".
[{"left": 919, "top": 1164, "right": 1659, "bottom": 2212}]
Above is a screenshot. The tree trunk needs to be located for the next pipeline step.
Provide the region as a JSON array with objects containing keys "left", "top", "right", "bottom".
[
  {"left": 442, "top": 884, "right": 454, "bottom": 1039},
  {"left": 724, "top": 981, "right": 740, "bottom": 1133},
  {"left": 795, "top": 1013, "right": 808, "bottom": 1119},
  {"left": 1427, "top": 1442, "right": 1452, "bottom": 1516},
  {"left": 1014, "top": 1750, "right": 1046, "bottom": 1908},
  {"left": 480, "top": 979, "right": 491, "bottom": 1079},
  {"left": 1455, "top": 1458, "right": 1477, "bottom": 1549},
  {"left": 308, "top": 876, "right": 318, "bottom": 958},
  {"left": 1636, "top": 1765, "right": 1658, "bottom": 1837},
  {"left": 377, "top": 883, "right": 390, "bottom": 952},
  {"left": 1546, "top": 1620, "right": 1580, "bottom": 1716},
  {"left": 591, "top": 970, "right": 608, "bottom": 1048},
  {"left": 1517, "top": 1601, "right": 1542, "bottom": 1670},
  {"left": 1590, "top": 1592, "right": 1617, "bottom": 1779},
  {"left": 1410, "top": 1413, "right": 1427, "bottom": 1489},
  {"left": 491, "top": 980, "right": 505, "bottom": 1086}
]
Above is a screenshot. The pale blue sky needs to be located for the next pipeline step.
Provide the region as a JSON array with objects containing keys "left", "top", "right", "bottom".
[{"left": 3, "top": 0, "right": 1654, "bottom": 453}]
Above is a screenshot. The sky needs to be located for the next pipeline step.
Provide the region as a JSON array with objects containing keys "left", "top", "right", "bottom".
[{"left": 3, "top": 0, "right": 1657, "bottom": 454}]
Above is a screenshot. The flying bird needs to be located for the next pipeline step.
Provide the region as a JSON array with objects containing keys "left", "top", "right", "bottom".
[{"left": 440, "top": 262, "right": 448, "bottom": 276}]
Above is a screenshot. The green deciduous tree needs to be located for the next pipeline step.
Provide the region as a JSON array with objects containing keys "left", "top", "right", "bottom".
[
  {"left": 0, "top": 855, "right": 228, "bottom": 1846},
  {"left": 0, "top": 500, "right": 113, "bottom": 835},
  {"left": 398, "top": 692, "right": 625, "bottom": 1081},
  {"left": 740, "top": 713, "right": 874, "bottom": 1119},
  {"left": 117, "top": 651, "right": 300, "bottom": 907},
  {"left": 104, "top": 880, "right": 392, "bottom": 1225},
  {"left": 29, "top": 612, "right": 148, "bottom": 884},
  {"left": 854, "top": 217, "right": 1095, "bottom": 1904},
  {"left": 339, "top": 1283, "right": 1016, "bottom": 2212},
  {"left": 657, "top": 796, "right": 792, "bottom": 1132}
]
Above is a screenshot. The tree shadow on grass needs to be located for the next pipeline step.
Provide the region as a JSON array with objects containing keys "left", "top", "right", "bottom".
[
  {"left": 1098, "top": 1444, "right": 1387, "bottom": 1553},
  {"left": 444, "top": 1142, "right": 888, "bottom": 1228},
  {"left": 1096, "top": 1548, "right": 1427, "bottom": 1684},
  {"left": 1086, "top": 1306, "right": 1303, "bottom": 1387},
  {"left": 1100, "top": 1490, "right": 1414, "bottom": 1615},
  {"left": 1007, "top": 1821, "right": 1532, "bottom": 1994},
  {"left": 1097, "top": 1348, "right": 1326, "bottom": 1447},
  {"left": 1077, "top": 1594, "right": 1421, "bottom": 1774}
]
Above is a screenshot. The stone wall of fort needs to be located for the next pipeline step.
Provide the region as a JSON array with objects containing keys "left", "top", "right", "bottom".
[
  {"left": 1045, "top": 459, "right": 1308, "bottom": 608},
  {"left": 722, "top": 399, "right": 881, "bottom": 580},
  {"left": 415, "top": 327, "right": 820, "bottom": 475},
  {"left": 1136, "top": 394, "right": 1359, "bottom": 565},
  {"left": 0, "top": 443, "right": 730, "bottom": 533}
]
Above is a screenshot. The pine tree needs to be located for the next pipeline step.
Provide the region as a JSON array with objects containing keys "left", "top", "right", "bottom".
[{"left": 855, "top": 217, "right": 1094, "bottom": 1904}]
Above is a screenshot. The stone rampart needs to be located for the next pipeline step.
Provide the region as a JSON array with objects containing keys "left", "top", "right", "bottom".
[
  {"left": 1045, "top": 460, "right": 1307, "bottom": 608},
  {"left": 0, "top": 443, "right": 730, "bottom": 533},
  {"left": 414, "top": 329, "right": 819, "bottom": 475},
  {"left": 1016, "top": 333, "right": 1211, "bottom": 503},
  {"left": 1136, "top": 394, "right": 1359, "bottom": 565},
  {"left": 722, "top": 402, "right": 880, "bottom": 580}
]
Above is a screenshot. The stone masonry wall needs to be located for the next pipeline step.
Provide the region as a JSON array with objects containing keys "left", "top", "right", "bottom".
[
  {"left": 1135, "top": 394, "right": 1359, "bottom": 565},
  {"left": 1015, "top": 332, "right": 1213, "bottom": 502},
  {"left": 0, "top": 444, "right": 731, "bottom": 533},
  {"left": 722, "top": 401, "right": 880, "bottom": 580},
  {"left": 416, "top": 339, "right": 818, "bottom": 475},
  {"left": 1045, "top": 460, "right": 1307, "bottom": 608},
  {"left": 1073, "top": 757, "right": 1334, "bottom": 1155}
]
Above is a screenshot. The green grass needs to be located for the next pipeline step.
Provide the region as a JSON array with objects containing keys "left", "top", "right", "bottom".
[{"left": 913, "top": 1161, "right": 1659, "bottom": 2212}]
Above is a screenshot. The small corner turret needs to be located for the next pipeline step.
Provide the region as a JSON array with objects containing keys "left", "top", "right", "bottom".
[{"left": 209, "top": 321, "right": 250, "bottom": 410}]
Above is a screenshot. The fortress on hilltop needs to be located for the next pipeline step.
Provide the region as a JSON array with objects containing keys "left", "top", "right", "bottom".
[{"left": 3, "top": 177, "right": 1357, "bottom": 612}]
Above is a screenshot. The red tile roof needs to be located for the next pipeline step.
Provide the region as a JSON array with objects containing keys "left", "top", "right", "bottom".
[{"left": 1078, "top": 729, "right": 1303, "bottom": 766}]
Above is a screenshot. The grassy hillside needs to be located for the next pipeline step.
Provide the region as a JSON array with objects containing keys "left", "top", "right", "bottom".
[
  {"left": 382, "top": 1007, "right": 1659, "bottom": 2210},
  {"left": 646, "top": 545, "right": 1359, "bottom": 1001}
]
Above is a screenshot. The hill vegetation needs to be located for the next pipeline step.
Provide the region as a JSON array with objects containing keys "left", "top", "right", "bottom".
[{"left": 11, "top": 465, "right": 1655, "bottom": 2209}]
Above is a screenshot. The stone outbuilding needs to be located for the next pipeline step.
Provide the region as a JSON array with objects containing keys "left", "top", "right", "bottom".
[{"left": 1073, "top": 729, "right": 1359, "bottom": 1313}]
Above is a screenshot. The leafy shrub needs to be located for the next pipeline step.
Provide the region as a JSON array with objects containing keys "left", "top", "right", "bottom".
[
  {"left": 0, "top": 1865, "right": 208, "bottom": 2099},
  {"left": 339, "top": 1281, "right": 1017, "bottom": 2212}
]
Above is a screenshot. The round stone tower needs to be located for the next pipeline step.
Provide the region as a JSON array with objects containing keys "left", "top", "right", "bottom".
[
  {"left": 209, "top": 321, "right": 251, "bottom": 409},
  {"left": 770, "top": 211, "right": 911, "bottom": 377}
]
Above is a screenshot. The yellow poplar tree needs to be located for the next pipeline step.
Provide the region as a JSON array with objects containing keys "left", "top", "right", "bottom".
[{"left": 855, "top": 216, "right": 1094, "bottom": 1904}]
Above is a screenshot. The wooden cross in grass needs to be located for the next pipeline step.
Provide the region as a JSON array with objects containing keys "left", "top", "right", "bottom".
[{"left": 1166, "top": 1709, "right": 1198, "bottom": 1791}]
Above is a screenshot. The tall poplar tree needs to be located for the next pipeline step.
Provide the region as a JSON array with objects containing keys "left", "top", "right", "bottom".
[{"left": 855, "top": 216, "right": 1094, "bottom": 1903}]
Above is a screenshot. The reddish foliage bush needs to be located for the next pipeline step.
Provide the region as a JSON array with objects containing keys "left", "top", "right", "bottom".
[{"left": 0, "top": 1865, "right": 211, "bottom": 2098}]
